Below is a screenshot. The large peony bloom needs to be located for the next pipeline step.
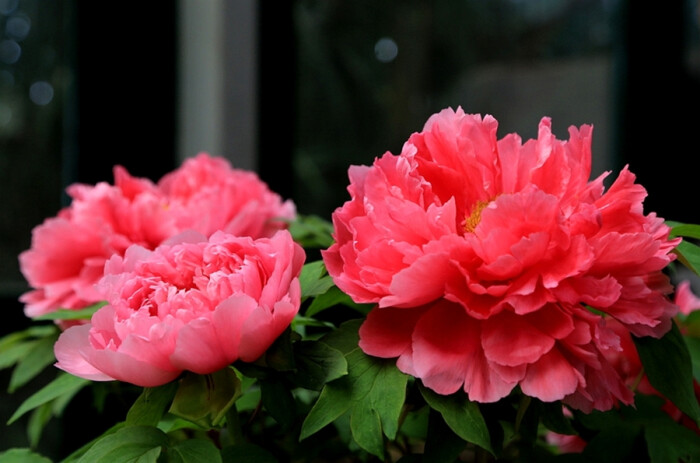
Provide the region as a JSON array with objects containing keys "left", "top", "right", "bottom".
[
  {"left": 19, "top": 153, "right": 296, "bottom": 322},
  {"left": 54, "top": 230, "right": 305, "bottom": 387},
  {"left": 322, "top": 107, "right": 681, "bottom": 411}
]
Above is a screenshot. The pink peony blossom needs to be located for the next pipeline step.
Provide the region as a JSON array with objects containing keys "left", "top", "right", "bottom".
[
  {"left": 54, "top": 230, "right": 305, "bottom": 387},
  {"left": 19, "top": 153, "right": 296, "bottom": 322},
  {"left": 545, "top": 433, "right": 587, "bottom": 454},
  {"left": 674, "top": 279, "right": 700, "bottom": 316},
  {"left": 158, "top": 153, "right": 296, "bottom": 239},
  {"left": 322, "top": 107, "right": 681, "bottom": 410}
]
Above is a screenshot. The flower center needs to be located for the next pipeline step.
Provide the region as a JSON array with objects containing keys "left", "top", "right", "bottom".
[{"left": 464, "top": 199, "right": 490, "bottom": 233}]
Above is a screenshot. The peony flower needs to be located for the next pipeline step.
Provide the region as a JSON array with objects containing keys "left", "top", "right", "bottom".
[
  {"left": 674, "top": 279, "right": 700, "bottom": 316},
  {"left": 322, "top": 107, "right": 681, "bottom": 410},
  {"left": 158, "top": 153, "right": 296, "bottom": 239},
  {"left": 19, "top": 153, "right": 296, "bottom": 322},
  {"left": 54, "top": 229, "right": 305, "bottom": 387}
]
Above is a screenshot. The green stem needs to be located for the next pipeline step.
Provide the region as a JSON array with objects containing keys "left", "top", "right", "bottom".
[
  {"left": 514, "top": 394, "right": 532, "bottom": 435},
  {"left": 221, "top": 403, "right": 245, "bottom": 447}
]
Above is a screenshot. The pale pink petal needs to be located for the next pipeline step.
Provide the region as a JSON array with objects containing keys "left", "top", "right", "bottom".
[
  {"left": 54, "top": 325, "right": 115, "bottom": 382},
  {"left": 238, "top": 298, "right": 300, "bottom": 362},
  {"left": 170, "top": 317, "right": 232, "bottom": 374},
  {"left": 85, "top": 348, "right": 181, "bottom": 388}
]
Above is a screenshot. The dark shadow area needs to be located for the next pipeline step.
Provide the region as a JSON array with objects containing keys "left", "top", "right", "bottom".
[{"left": 613, "top": 0, "right": 700, "bottom": 225}]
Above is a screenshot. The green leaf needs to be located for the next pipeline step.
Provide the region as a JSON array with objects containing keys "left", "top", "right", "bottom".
[
  {"left": 76, "top": 425, "right": 167, "bottom": 463},
  {"left": 8, "top": 372, "right": 88, "bottom": 425},
  {"left": 233, "top": 375, "right": 261, "bottom": 412},
  {"left": 166, "top": 438, "right": 223, "bottom": 463},
  {"left": 287, "top": 214, "right": 335, "bottom": 249},
  {"left": 0, "top": 325, "right": 57, "bottom": 353},
  {"left": 299, "top": 261, "right": 335, "bottom": 300},
  {"left": 634, "top": 322, "right": 700, "bottom": 422},
  {"left": 399, "top": 406, "right": 429, "bottom": 439},
  {"left": 60, "top": 423, "right": 126, "bottom": 463},
  {"left": 0, "top": 338, "right": 40, "bottom": 370},
  {"left": 298, "top": 320, "right": 363, "bottom": 439},
  {"left": 317, "top": 319, "right": 364, "bottom": 355},
  {"left": 0, "top": 448, "right": 52, "bottom": 463},
  {"left": 349, "top": 402, "right": 384, "bottom": 458},
  {"left": 8, "top": 332, "right": 60, "bottom": 393},
  {"left": 290, "top": 315, "right": 335, "bottom": 332},
  {"left": 645, "top": 420, "right": 700, "bottom": 463},
  {"left": 260, "top": 378, "right": 296, "bottom": 430},
  {"left": 538, "top": 401, "right": 576, "bottom": 436},
  {"left": 27, "top": 402, "right": 53, "bottom": 448},
  {"left": 298, "top": 375, "right": 352, "bottom": 441},
  {"left": 683, "top": 310, "right": 700, "bottom": 338},
  {"left": 347, "top": 349, "right": 408, "bottom": 441},
  {"left": 673, "top": 241, "right": 700, "bottom": 277},
  {"left": 169, "top": 368, "right": 241, "bottom": 429},
  {"left": 220, "top": 443, "right": 278, "bottom": 463},
  {"left": 669, "top": 222, "right": 700, "bottom": 240},
  {"left": 684, "top": 335, "right": 700, "bottom": 382},
  {"left": 423, "top": 408, "right": 468, "bottom": 463},
  {"left": 305, "top": 286, "right": 372, "bottom": 317},
  {"left": 300, "top": 320, "right": 408, "bottom": 459},
  {"left": 34, "top": 301, "right": 107, "bottom": 321},
  {"left": 290, "top": 340, "right": 347, "bottom": 390},
  {"left": 0, "top": 325, "right": 58, "bottom": 373},
  {"left": 126, "top": 381, "right": 179, "bottom": 426},
  {"left": 580, "top": 423, "right": 641, "bottom": 463},
  {"left": 0, "top": 340, "right": 36, "bottom": 370},
  {"left": 572, "top": 394, "right": 700, "bottom": 463},
  {"left": 419, "top": 384, "right": 493, "bottom": 455},
  {"left": 263, "top": 328, "right": 297, "bottom": 372},
  {"left": 25, "top": 381, "right": 85, "bottom": 447}
]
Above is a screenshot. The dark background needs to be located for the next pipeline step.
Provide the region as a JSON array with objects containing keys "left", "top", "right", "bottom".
[{"left": 1, "top": 0, "right": 699, "bottom": 458}]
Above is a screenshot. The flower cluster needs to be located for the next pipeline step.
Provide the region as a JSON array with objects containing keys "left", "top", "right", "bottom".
[
  {"left": 4, "top": 108, "right": 700, "bottom": 463},
  {"left": 18, "top": 153, "right": 295, "bottom": 324}
]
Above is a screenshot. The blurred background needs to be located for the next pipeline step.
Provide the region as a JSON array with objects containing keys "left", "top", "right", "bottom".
[{"left": 1, "top": 0, "right": 699, "bottom": 458}]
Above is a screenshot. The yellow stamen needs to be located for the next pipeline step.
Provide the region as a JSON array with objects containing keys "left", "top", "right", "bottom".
[{"left": 464, "top": 200, "right": 490, "bottom": 233}]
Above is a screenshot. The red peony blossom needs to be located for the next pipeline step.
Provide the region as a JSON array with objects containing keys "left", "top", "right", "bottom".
[
  {"left": 19, "top": 153, "right": 295, "bottom": 323},
  {"left": 322, "top": 107, "right": 681, "bottom": 410},
  {"left": 54, "top": 230, "right": 305, "bottom": 387}
]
